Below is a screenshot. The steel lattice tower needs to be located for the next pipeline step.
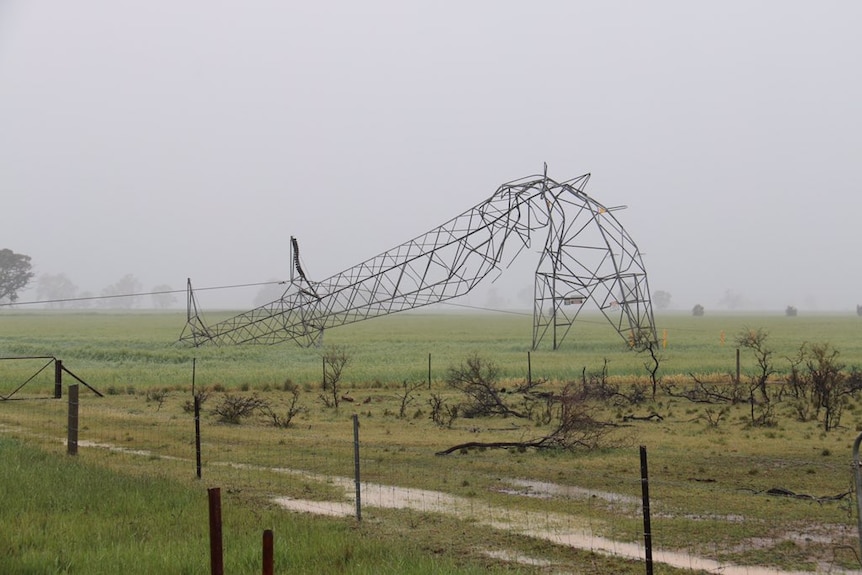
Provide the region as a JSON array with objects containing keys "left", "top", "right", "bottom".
[{"left": 179, "top": 168, "right": 657, "bottom": 350}]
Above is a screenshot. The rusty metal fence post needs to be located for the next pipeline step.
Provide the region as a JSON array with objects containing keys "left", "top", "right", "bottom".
[
  {"left": 640, "top": 445, "right": 653, "bottom": 575},
  {"left": 195, "top": 396, "right": 202, "bottom": 479},
  {"left": 852, "top": 433, "right": 862, "bottom": 559},
  {"left": 262, "top": 529, "right": 274, "bottom": 575},
  {"left": 54, "top": 359, "right": 62, "bottom": 399},
  {"left": 208, "top": 487, "right": 224, "bottom": 575},
  {"left": 67, "top": 384, "right": 78, "bottom": 455},
  {"left": 353, "top": 414, "right": 361, "bottom": 521}
]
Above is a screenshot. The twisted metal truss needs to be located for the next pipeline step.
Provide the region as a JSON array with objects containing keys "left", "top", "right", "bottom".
[{"left": 179, "top": 169, "right": 656, "bottom": 349}]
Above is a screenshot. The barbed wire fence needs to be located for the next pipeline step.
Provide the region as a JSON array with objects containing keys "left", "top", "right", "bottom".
[{"left": 1, "top": 368, "right": 862, "bottom": 574}]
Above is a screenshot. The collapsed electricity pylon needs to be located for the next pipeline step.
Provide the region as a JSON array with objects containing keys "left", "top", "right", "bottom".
[{"left": 179, "top": 168, "right": 657, "bottom": 350}]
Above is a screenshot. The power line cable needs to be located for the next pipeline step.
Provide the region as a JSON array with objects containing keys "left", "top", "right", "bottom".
[
  {"left": 4, "top": 280, "right": 619, "bottom": 328},
  {"left": 437, "top": 301, "right": 532, "bottom": 317},
  {"left": 0, "top": 280, "right": 287, "bottom": 308}
]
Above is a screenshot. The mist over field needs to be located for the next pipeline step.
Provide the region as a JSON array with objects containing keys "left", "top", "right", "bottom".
[{"left": 1, "top": 2, "right": 860, "bottom": 313}]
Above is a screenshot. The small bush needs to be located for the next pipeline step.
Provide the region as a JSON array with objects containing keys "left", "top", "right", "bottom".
[
  {"left": 211, "top": 394, "right": 269, "bottom": 424},
  {"left": 182, "top": 388, "right": 211, "bottom": 414},
  {"left": 145, "top": 389, "right": 168, "bottom": 411},
  {"left": 262, "top": 388, "right": 304, "bottom": 428}
]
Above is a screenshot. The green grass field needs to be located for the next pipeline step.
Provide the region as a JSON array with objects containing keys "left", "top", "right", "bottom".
[
  {"left": 1, "top": 310, "right": 862, "bottom": 573},
  {"left": 2, "top": 309, "right": 861, "bottom": 389}
]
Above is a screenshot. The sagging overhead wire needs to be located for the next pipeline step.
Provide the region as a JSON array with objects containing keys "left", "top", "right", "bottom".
[
  {"left": 0, "top": 280, "right": 287, "bottom": 308},
  {"left": 1, "top": 279, "right": 547, "bottom": 322}
]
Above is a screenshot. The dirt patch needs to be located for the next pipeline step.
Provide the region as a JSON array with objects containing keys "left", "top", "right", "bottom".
[{"left": 272, "top": 498, "right": 355, "bottom": 517}]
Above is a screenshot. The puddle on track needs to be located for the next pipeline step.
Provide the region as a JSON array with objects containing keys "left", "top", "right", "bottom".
[
  {"left": 498, "top": 477, "right": 640, "bottom": 505},
  {"left": 275, "top": 475, "right": 856, "bottom": 575},
  {"left": 44, "top": 439, "right": 854, "bottom": 575}
]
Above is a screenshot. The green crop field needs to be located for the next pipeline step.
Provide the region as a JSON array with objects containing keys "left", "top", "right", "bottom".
[
  {"left": 1, "top": 309, "right": 862, "bottom": 573},
  {"left": 2, "top": 309, "right": 861, "bottom": 389}
]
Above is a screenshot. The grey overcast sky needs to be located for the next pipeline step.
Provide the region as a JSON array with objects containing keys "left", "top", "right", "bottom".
[{"left": 1, "top": 1, "right": 860, "bottom": 311}]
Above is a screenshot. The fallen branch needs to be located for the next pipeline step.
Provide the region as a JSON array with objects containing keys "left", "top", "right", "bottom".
[
  {"left": 436, "top": 381, "right": 619, "bottom": 456},
  {"left": 435, "top": 440, "right": 544, "bottom": 456},
  {"left": 436, "top": 419, "right": 616, "bottom": 456},
  {"left": 622, "top": 412, "right": 664, "bottom": 422},
  {"left": 762, "top": 487, "right": 851, "bottom": 504}
]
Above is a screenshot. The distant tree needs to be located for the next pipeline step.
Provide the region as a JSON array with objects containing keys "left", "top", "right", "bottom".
[
  {"left": 719, "top": 289, "right": 746, "bottom": 310},
  {"left": 100, "top": 274, "right": 143, "bottom": 309},
  {"left": 484, "top": 287, "right": 506, "bottom": 309},
  {"left": 75, "top": 290, "right": 95, "bottom": 309},
  {"left": 150, "top": 284, "right": 177, "bottom": 309},
  {"left": 785, "top": 305, "right": 798, "bottom": 317},
  {"left": 692, "top": 304, "right": 704, "bottom": 317},
  {"left": 0, "top": 249, "right": 35, "bottom": 304},
  {"left": 652, "top": 290, "right": 672, "bottom": 310},
  {"left": 856, "top": 305, "right": 861, "bottom": 317},
  {"left": 253, "top": 279, "right": 287, "bottom": 307},
  {"left": 516, "top": 284, "right": 533, "bottom": 307},
  {"left": 36, "top": 273, "right": 78, "bottom": 308}
]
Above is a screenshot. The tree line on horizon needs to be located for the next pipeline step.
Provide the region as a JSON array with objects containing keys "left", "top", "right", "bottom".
[{"left": 0, "top": 248, "right": 176, "bottom": 309}]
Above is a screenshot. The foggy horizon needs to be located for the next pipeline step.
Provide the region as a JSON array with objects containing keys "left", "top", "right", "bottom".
[{"left": 2, "top": 2, "right": 860, "bottom": 314}]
